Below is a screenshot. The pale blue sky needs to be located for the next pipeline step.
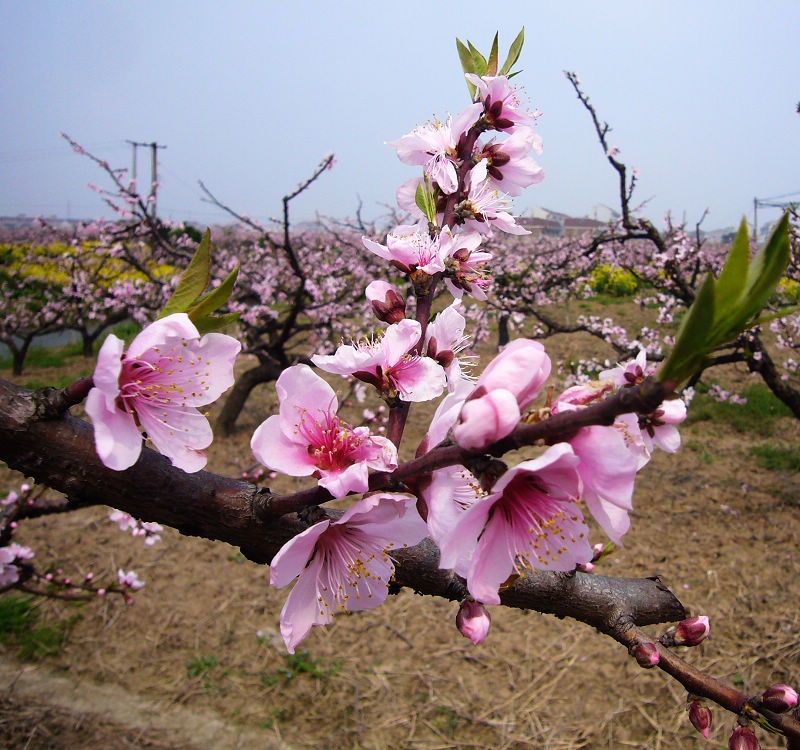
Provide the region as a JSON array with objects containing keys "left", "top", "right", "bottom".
[{"left": 1, "top": 1, "right": 798, "bottom": 231}]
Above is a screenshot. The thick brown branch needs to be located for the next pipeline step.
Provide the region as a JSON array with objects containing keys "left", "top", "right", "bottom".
[{"left": 0, "top": 376, "right": 685, "bottom": 633}]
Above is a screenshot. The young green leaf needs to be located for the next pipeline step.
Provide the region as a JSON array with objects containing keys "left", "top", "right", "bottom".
[
  {"left": 186, "top": 264, "right": 240, "bottom": 322},
  {"left": 415, "top": 181, "right": 431, "bottom": 220},
  {"left": 158, "top": 229, "right": 212, "bottom": 319},
  {"left": 713, "top": 218, "right": 749, "bottom": 319},
  {"left": 467, "top": 41, "right": 487, "bottom": 76},
  {"left": 499, "top": 27, "right": 525, "bottom": 76},
  {"left": 456, "top": 38, "right": 475, "bottom": 75},
  {"left": 193, "top": 311, "right": 240, "bottom": 336},
  {"left": 486, "top": 32, "right": 499, "bottom": 76},
  {"left": 659, "top": 273, "right": 715, "bottom": 383},
  {"left": 739, "top": 212, "right": 791, "bottom": 323}
]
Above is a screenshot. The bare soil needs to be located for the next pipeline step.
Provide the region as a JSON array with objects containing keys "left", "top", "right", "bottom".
[{"left": 2, "top": 306, "right": 800, "bottom": 749}]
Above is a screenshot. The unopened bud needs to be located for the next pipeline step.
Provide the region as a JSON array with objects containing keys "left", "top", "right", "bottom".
[
  {"left": 728, "top": 725, "right": 760, "bottom": 750},
  {"left": 688, "top": 700, "right": 712, "bottom": 739},
  {"left": 760, "top": 683, "right": 799, "bottom": 713},
  {"left": 366, "top": 280, "right": 406, "bottom": 324},
  {"left": 577, "top": 561, "right": 595, "bottom": 573},
  {"left": 456, "top": 600, "right": 491, "bottom": 645},
  {"left": 674, "top": 615, "right": 710, "bottom": 646},
  {"left": 632, "top": 642, "right": 660, "bottom": 668}
]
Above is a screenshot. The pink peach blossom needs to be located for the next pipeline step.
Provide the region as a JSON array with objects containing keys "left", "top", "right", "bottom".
[
  {"left": 86, "top": 313, "right": 240, "bottom": 473},
  {"left": 312, "top": 319, "right": 446, "bottom": 403},
  {"left": 250, "top": 365, "right": 397, "bottom": 498},
  {"left": 439, "top": 443, "right": 592, "bottom": 605},
  {"left": 270, "top": 492, "right": 428, "bottom": 653}
]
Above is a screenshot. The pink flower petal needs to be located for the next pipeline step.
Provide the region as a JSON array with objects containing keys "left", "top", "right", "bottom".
[{"left": 85, "top": 387, "right": 143, "bottom": 470}]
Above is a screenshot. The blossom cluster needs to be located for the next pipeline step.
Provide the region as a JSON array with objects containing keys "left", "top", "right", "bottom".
[
  {"left": 73, "top": 57, "right": 687, "bottom": 657},
  {"left": 238, "top": 70, "right": 687, "bottom": 653}
]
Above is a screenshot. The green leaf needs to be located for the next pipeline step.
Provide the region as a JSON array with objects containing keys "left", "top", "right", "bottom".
[
  {"left": 193, "top": 311, "right": 240, "bottom": 336},
  {"left": 738, "top": 212, "right": 791, "bottom": 324},
  {"left": 186, "top": 264, "right": 239, "bottom": 321},
  {"left": 467, "top": 41, "right": 487, "bottom": 76},
  {"left": 713, "top": 218, "right": 749, "bottom": 319},
  {"left": 659, "top": 273, "right": 715, "bottom": 383},
  {"left": 499, "top": 27, "right": 525, "bottom": 76},
  {"left": 415, "top": 181, "right": 428, "bottom": 216},
  {"left": 486, "top": 32, "right": 499, "bottom": 76},
  {"left": 158, "top": 229, "right": 211, "bottom": 318},
  {"left": 456, "top": 38, "right": 475, "bottom": 75}
]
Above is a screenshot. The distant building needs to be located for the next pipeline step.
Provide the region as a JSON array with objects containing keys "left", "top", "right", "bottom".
[
  {"left": 516, "top": 216, "right": 562, "bottom": 236},
  {"left": 517, "top": 206, "right": 612, "bottom": 238},
  {"left": 563, "top": 217, "right": 607, "bottom": 238}
]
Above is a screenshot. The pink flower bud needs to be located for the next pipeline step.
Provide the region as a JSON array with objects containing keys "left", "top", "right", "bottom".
[
  {"left": 475, "top": 339, "right": 551, "bottom": 412},
  {"left": 674, "top": 615, "right": 710, "bottom": 646},
  {"left": 761, "top": 683, "right": 799, "bottom": 713},
  {"left": 688, "top": 700, "right": 712, "bottom": 739},
  {"left": 456, "top": 600, "right": 491, "bottom": 645},
  {"left": 632, "top": 642, "right": 660, "bottom": 668},
  {"left": 577, "top": 562, "right": 595, "bottom": 573},
  {"left": 453, "top": 388, "right": 520, "bottom": 450},
  {"left": 728, "top": 725, "right": 760, "bottom": 750},
  {"left": 366, "top": 280, "right": 406, "bottom": 324},
  {"left": 97, "top": 588, "right": 106, "bottom": 596}
]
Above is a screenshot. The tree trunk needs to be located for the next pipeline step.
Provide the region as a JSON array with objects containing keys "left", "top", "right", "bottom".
[
  {"left": 215, "top": 360, "right": 283, "bottom": 435},
  {"left": 497, "top": 313, "right": 510, "bottom": 350}
]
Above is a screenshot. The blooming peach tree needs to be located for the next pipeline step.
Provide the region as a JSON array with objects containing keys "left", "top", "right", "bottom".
[{"left": 1, "top": 30, "right": 798, "bottom": 748}]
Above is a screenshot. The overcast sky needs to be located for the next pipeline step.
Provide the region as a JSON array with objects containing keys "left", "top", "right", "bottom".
[{"left": 1, "top": 0, "right": 798, "bottom": 231}]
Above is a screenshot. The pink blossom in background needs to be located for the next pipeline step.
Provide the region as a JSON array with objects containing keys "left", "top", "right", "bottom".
[
  {"left": 270, "top": 492, "right": 428, "bottom": 653},
  {"left": 250, "top": 365, "right": 397, "bottom": 498},
  {"left": 109, "top": 509, "right": 137, "bottom": 532},
  {"left": 439, "top": 443, "right": 592, "bottom": 605},
  {"left": 85, "top": 313, "right": 240, "bottom": 473},
  {"left": 0, "top": 547, "right": 21, "bottom": 587},
  {"left": 117, "top": 569, "right": 144, "bottom": 590},
  {"left": 312, "top": 319, "right": 446, "bottom": 403}
]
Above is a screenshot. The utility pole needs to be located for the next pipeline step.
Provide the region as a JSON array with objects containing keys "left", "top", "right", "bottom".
[{"left": 126, "top": 139, "right": 167, "bottom": 218}]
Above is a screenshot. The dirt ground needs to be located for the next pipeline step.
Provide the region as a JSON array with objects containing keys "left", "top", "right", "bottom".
[{"left": 2, "top": 306, "right": 800, "bottom": 749}]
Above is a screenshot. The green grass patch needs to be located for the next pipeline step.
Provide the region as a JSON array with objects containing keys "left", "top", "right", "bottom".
[
  {"left": 0, "top": 595, "right": 80, "bottom": 659},
  {"left": 685, "top": 440, "right": 715, "bottom": 464},
  {"left": 260, "top": 649, "right": 338, "bottom": 687},
  {"left": 750, "top": 443, "right": 800, "bottom": 472},
  {"left": 687, "top": 383, "right": 792, "bottom": 437}
]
